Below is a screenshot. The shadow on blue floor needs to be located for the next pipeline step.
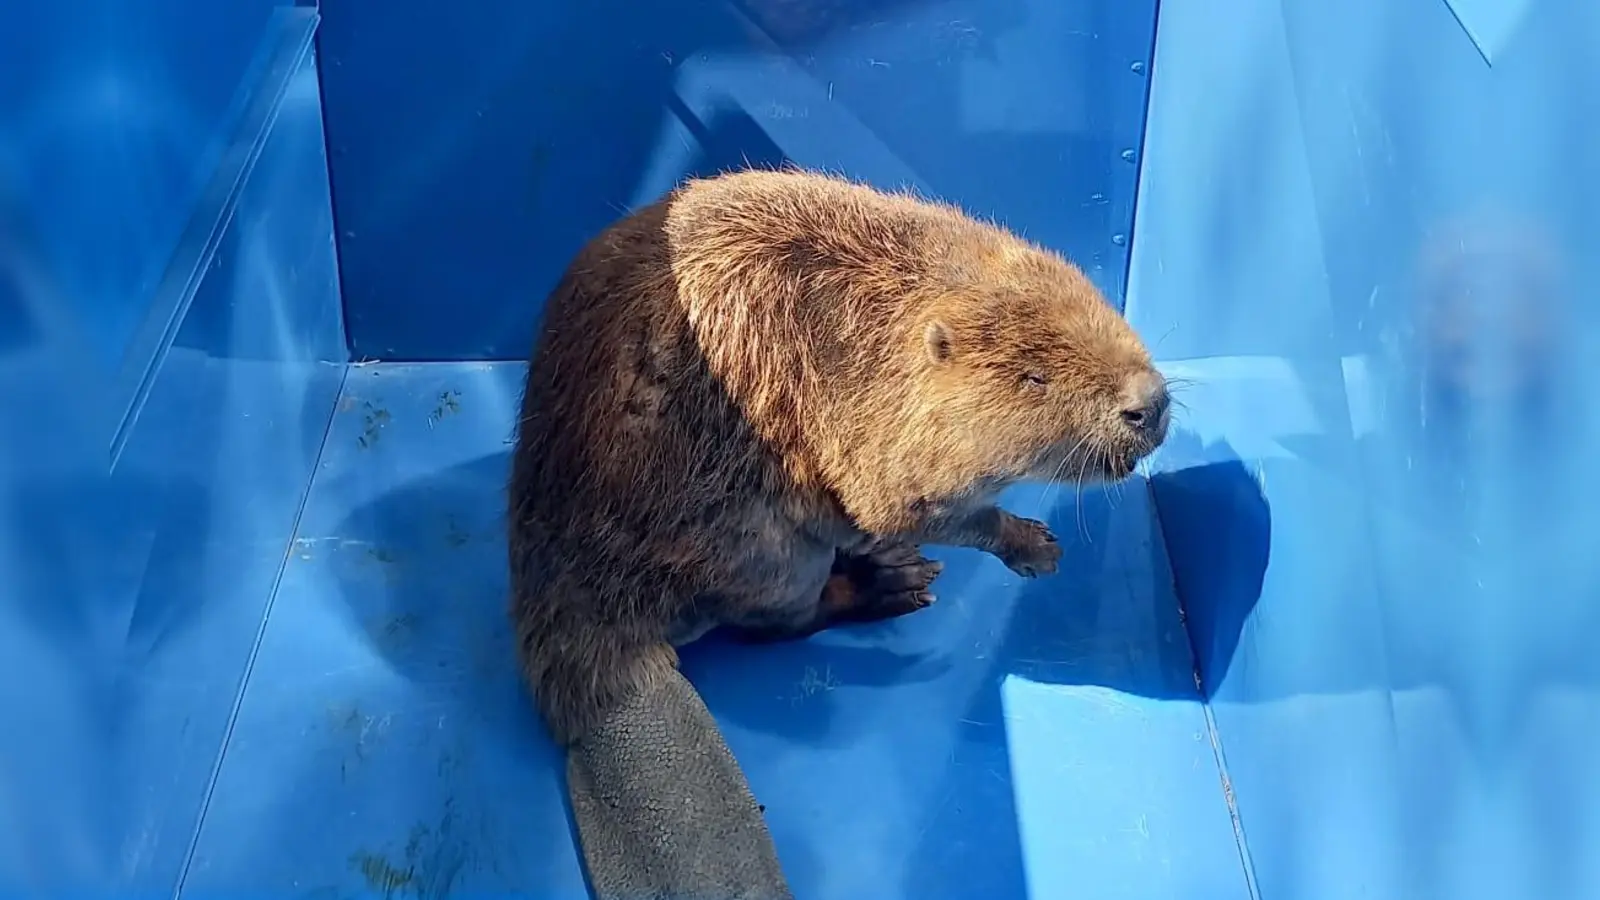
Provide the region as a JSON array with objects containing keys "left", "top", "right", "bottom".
[
  {"left": 688, "top": 450, "right": 1268, "bottom": 898},
  {"left": 1148, "top": 430, "right": 1272, "bottom": 697},
  {"left": 180, "top": 364, "right": 1259, "bottom": 899},
  {"left": 180, "top": 366, "right": 577, "bottom": 896}
]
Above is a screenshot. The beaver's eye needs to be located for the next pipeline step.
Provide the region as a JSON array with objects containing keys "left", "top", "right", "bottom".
[{"left": 1022, "top": 372, "right": 1048, "bottom": 389}]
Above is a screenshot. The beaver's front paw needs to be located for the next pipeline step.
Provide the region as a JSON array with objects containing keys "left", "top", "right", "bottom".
[{"left": 995, "top": 515, "right": 1061, "bottom": 577}]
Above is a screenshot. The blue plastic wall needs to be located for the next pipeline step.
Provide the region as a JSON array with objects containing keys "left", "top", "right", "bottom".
[
  {"left": 4, "top": 0, "right": 299, "bottom": 368},
  {"left": 315, "top": 0, "right": 1157, "bottom": 359},
  {"left": 2, "top": 1, "right": 346, "bottom": 895},
  {"left": 1128, "top": 1, "right": 1600, "bottom": 899}
]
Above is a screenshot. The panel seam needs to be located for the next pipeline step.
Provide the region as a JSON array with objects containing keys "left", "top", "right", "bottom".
[
  {"left": 1143, "top": 476, "right": 1263, "bottom": 900},
  {"left": 110, "top": 10, "right": 322, "bottom": 471},
  {"left": 168, "top": 362, "right": 350, "bottom": 900}
]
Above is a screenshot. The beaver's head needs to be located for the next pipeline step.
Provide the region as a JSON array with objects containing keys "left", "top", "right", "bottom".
[{"left": 917, "top": 244, "right": 1169, "bottom": 486}]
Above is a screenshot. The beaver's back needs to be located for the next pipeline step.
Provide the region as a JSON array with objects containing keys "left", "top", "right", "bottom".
[
  {"left": 660, "top": 168, "right": 996, "bottom": 389},
  {"left": 510, "top": 199, "right": 795, "bottom": 582},
  {"left": 507, "top": 183, "right": 879, "bottom": 740},
  {"left": 510, "top": 169, "right": 1061, "bottom": 582},
  {"left": 510, "top": 171, "right": 982, "bottom": 572}
]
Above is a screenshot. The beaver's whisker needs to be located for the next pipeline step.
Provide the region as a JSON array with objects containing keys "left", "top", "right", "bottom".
[
  {"left": 1042, "top": 434, "right": 1091, "bottom": 518},
  {"left": 1093, "top": 438, "right": 1120, "bottom": 510},
  {"left": 1056, "top": 434, "right": 1093, "bottom": 541},
  {"left": 1039, "top": 453, "right": 1073, "bottom": 518},
  {"left": 1073, "top": 443, "right": 1095, "bottom": 544}
]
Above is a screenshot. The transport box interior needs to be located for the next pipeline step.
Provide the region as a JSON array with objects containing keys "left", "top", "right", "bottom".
[{"left": 3, "top": 0, "right": 1596, "bottom": 897}]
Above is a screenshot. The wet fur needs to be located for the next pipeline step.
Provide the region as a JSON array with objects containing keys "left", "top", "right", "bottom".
[{"left": 508, "top": 169, "right": 1164, "bottom": 744}]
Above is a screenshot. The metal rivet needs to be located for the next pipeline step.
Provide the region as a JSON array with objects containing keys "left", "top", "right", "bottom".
[
  {"left": 1131, "top": 61, "right": 1146, "bottom": 75},
  {"left": 1121, "top": 149, "right": 1136, "bottom": 163},
  {"left": 1090, "top": 192, "right": 1106, "bottom": 202},
  {"left": 1112, "top": 234, "right": 1127, "bottom": 246}
]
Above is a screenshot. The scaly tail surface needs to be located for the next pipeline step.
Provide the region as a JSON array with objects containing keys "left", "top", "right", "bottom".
[{"left": 566, "top": 667, "right": 794, "bottom": 900}]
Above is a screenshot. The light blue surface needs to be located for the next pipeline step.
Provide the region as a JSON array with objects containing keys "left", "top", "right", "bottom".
[
  {"left": 184, "top": 362, "right": 1241, "bottom": 899},
  {"left": 113, "top": 29, "right": 347, "bottom": 896},
  {"left": 315, "top": 0, "right": 1156, "bottom": 359},
  {"left": 3, "top": 2, "right": 344, "bottom": 896},
  {"left": 1128, "top": 0, "right": 1600, "bottom": 898}
]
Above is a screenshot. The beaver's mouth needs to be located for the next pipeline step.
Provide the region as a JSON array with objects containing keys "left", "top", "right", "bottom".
[
  {"left": 1099, "top": 448, "right": 1149, "bottom": 481},
  {"left": 1101, "top": 455, "right": 1133, "bottom": 480},
  {"left": 1037, "top": 442, "right": 1149, "bottom": 485}
]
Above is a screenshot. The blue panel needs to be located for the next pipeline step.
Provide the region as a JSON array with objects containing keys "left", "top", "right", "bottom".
[
  {"left": 110, "top": 7, "right": 328, "bottom": 468},
  {"left": 0, "top": 0, "right": 292, "bottom": 366},
  {"left": 110, "top": 25, "right": 348, "bottom": 897},
  {"left": 1443, "top": 0, "right": 1537, "bottom": 62},
  {"left": 1, "top": 3, "right": 340, "bottom": 895},
  {"left": 316, "top": 0, "right": 1157, "bottom": 360},
  {"left": 1128, "top": 0, "right": 1600, "bottom": 898},
  {"left": 184, "top": 362, "right": 1247, "bottom": 899},
  {"left": 0, "top": 174, "right": 122, "bottom": 898}
]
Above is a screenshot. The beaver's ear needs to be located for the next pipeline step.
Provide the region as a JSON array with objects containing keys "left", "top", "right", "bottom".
[{"left": 923, "top": 320, "right": 954, "bottom": 365}]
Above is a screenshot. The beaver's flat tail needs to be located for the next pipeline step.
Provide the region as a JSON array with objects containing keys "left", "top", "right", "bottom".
[{"left": 566, "top": 665, "right": 793, "bottom": 900}]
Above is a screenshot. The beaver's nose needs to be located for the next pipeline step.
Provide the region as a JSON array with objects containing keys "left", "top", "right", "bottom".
[{"left": 1119, "top": 369, "right": 1170, "bottom": 439}]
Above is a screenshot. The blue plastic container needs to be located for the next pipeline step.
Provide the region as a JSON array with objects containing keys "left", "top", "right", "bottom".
[{"left": 3, "top": 0, "right": 1595, "bottom": 897}]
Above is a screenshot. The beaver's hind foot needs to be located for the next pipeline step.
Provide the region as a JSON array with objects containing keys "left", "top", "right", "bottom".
[
  {"left": 728, "top": 541, "right": 943, "bottom": 644},
  {"left": 824, "top": 541, "right": 943, "bottom": 624}
]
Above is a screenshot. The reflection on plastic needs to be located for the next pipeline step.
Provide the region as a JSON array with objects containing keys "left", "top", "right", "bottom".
[
  {"left": 2, "top": 2, "right": 342, "bottom": 895},
  {"left": 1129, "top": 0, "right": 1600, "bottom": 897}
]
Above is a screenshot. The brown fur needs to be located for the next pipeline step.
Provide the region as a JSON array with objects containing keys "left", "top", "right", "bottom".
[{"left": 508, "top": 169, "right": 1169, "bottom": 744}]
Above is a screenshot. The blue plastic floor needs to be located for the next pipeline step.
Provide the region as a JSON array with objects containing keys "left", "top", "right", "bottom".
[{"left": 178, "top": 361, "right": 1250, "bottom": 900}]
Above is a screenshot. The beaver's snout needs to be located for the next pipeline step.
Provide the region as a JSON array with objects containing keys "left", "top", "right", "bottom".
[{"left": 1118, "top": 368, "right": 1171, "bottom": 446}]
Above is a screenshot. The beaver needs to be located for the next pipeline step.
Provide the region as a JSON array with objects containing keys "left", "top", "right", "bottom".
[{"left": 507, "top": 168, "right": 1169, "bottom": 896}]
